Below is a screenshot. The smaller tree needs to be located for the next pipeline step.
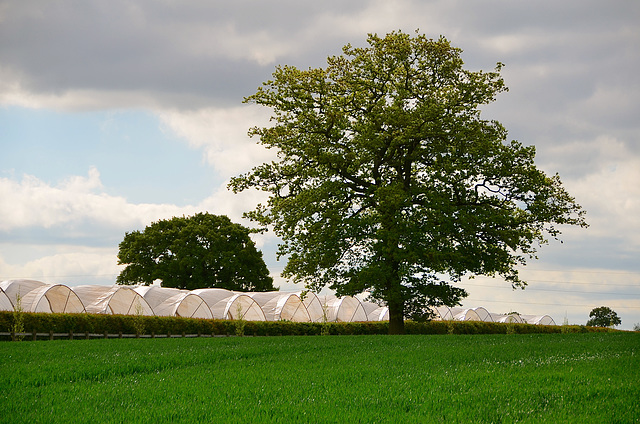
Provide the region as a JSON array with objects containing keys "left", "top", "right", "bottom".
[
  {"left": 117, "top": 213, "right": 275, "bottom": 291},
  {"left": 586, "top": 306, "right": 621, "bottom": 328}
]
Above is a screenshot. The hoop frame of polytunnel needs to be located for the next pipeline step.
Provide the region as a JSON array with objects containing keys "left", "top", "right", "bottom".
[
  {"left": 0, "top": 279, "right": 85, "bottom": 313},
  {"left": 72, "top": 285, "right": 154, "bottom": 316},
  {"left": 134, "top": 286, "right": 213, "bottom": 319},
  {"left": 245, "top": 291, "right": 310, "bottom": 322},
  {"left": 193, "top": 288, "right": 266, "bottom": 321}
]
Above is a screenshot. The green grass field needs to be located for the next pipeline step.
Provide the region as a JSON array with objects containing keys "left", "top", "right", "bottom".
[{"left": 0, "top": 333, "right": 638, "bottom": 423}]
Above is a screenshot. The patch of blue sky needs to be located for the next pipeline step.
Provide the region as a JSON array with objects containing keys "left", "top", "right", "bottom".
[{"left": 0, "top": 106, "right": 220, "bottom": 205}]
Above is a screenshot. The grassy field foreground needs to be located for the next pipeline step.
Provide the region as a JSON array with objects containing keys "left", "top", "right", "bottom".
[{"left": 0, "top": 333, "right": 638, "bottom": 423}]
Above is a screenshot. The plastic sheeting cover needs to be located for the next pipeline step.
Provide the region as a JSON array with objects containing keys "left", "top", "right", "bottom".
[
  {"left": 0, "top": 279, "right": 46, "bottom": 306},
  {"left": 296, "top": 291, "right": 325, "bottom": 323},
  {"left": 135, "top": 286, "right": 212, "bottom": 319},
  {"left": 247, "top": 292, "right": 310, "bottom": 322},
  {"left": 0, "top": 288, "right": 13, "bottom": 311},
  {"left": 491, "top": 313, "right": 525, "bottom": 324},
  {"left": 323, "top": 295, "right": 368, "bottom": 322},
  {"left": 72, "top": 285, "right": 154, "bottom": 315},
  {"left": 521, "top": 314, "right": 557, "bottom": 325},
  {"left": 361, "top": 300, "right": 389, "bottom": 321},
  {"left": 24, "top": 284, "right": 85, "bottom": 313},
  {"left": 193, "top": 289, "right": 266, "bottom": 321}
]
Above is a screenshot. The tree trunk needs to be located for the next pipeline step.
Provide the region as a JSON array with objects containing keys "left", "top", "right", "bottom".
[{"left": 388, "top": 299, "right": 405, "bottom": 335}]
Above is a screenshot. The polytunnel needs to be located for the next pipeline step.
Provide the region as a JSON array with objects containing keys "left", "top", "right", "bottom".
[
  {"left": 453, "top": 307, "right": 494, "bottom": 322},
  {"left": 295, "top": 291, "right": 325, "bottom": 322},
  {"left": 134, "top": 286, "right": 213, "bottom": 319},
  {"left": 0, "top": 288, "right": 14, "bottom": 311},
  {"left": 192, "top": 288, "right": 266, "bottom": 321},
  {"left": 521, "top": 314, "right": 556, "bottom": 325},
  {"left": 432, "top": 305, "right": 454, "bottom": 320},
  {"left": 491, "top": 313, "right": 525, "bottom": 324},
  {"left": 1, "top": 279, "right": 46, "bottom": 304},
  {"left": 0, "top": 279, "right": 85, "bottom": 313},
  {"left": 246, "top": 292, "right": 310, "bottom": 322},
  {"left": 323, "top": 295, "right": 368, "bottom": 322},
  {"left": 72, "top": 285, "right": 154, "bottom": 316},
  {"left": 360, "top": 300, "right": 389, "bottom": 321}
]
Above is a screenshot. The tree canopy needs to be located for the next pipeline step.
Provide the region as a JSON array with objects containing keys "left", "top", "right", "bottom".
[
  {"left": 117, "top": 213, "right": 275, "bottom": 291},
  {"left": 230, "top": 31, "right": 587, "bottom": 334},
  {"left": 586, "top": 306, "right": 621, "bottom": 328}
]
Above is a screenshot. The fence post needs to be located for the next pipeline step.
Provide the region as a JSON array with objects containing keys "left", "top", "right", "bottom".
[
  {"left": 49, "top": 330, "right": 54, "bottom": 341},
  {"left": 32, "top": 331, "right": 37, "bottom": 341},
  {"left": 69, "top": 330, "right": 73, "bottom": 340}
]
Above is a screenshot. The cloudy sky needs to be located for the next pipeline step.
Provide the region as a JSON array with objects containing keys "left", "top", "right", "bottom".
[{"left": 1, "top": 0, "right": 638, "bottom": 329}]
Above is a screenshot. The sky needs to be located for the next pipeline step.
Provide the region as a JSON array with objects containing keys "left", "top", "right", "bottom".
[{"left": 1, "top": 0, "right": 639, "bottom": 329}]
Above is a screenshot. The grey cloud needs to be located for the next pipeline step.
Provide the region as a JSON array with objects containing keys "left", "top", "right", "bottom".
[{"left": 0, "top": 0, "right": 371, "bottom": 107}]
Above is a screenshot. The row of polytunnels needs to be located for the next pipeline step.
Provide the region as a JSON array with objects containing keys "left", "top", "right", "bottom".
[{"left": 0, "top": 279, "right": 556, "bottom": 325}]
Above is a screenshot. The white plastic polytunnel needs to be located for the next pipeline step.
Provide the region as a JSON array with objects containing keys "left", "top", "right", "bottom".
[
  {"left": 491, "top": 313, "right": 525, "bottom": 324},
  {"left": 1, "top": 279, "right": 46, "bottom": 304},
  {"left": 134, "top": 286, "right": 213, "bottom": 319},
  {"left": 521, "top": 314, "right": 557, "bottom": 326},
  {"left": 433, "top": 305, "right": 454, "bottom": 320},
  {"left": 72, "top": 285, "right": 154, "bottom": 315},
  {"left": 453, "top": 307, "right": 494, "bottom": 322},
  {"left": 193, "top": 288, "right": 266, "bottom": 321},
  {"left": 0, "top": 288, "right": 14, "bottom": 311},
  {"left": 296, "top": 291, "right": 326, "bottom": 323},
  {"left": 361, "top": 300, "right": 389, "bottom": 321},
  {"left": 246, "top": 292, "right": 310, "bottom": 322},
  {"left": 0, "top": 279, "right": 86, "bottom": 313},
  {"left": 323, "top": 295, "right": 369, "bottom": 322},
  {"left": 23, "top": 284, "right": 85, "bottom": 313}
]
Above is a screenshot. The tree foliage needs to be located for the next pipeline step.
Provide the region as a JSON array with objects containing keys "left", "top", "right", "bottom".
[
  {"left": 117, "top": 213, "right": 275, "bottom": 291},
  {"left": 586, "top": 306, "right": 621, "bottom": 328},
  {"left": 230, "top": 31, "right": 587, "bottom": 333}
]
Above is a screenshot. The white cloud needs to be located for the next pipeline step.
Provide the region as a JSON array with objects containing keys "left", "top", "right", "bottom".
[
  {"left": 157, "top": 105, "right": 277, "bottom": 176},
  {"left": 0, "top": 167, "right": 279, "bottom": 284},
  {"left": 0, "top": 246, "right": 123, "bottom": 286},
  {"left": 0, "top": 167, "right": 171, "bottom": 231},
  {"left": 0, "top": 166, "right": 273, "bottom": 234}
]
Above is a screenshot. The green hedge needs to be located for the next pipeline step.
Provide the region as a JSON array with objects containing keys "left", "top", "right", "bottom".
[{"left": 0, "top": 310, "right": 619, "bottom": 340}]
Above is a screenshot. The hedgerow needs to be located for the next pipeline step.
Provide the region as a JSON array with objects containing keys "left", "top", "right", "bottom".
[{"left": 0, "top": 310, "right": 619, "bottom": 340}]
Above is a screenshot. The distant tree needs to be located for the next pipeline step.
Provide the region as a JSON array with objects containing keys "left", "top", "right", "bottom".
[
  {"left": 117, "top": 213, "right": 275, "bottom": 291},
  {"left": 586, "top": 306, "right": 621, "bottom": 328},
  {"left": 634, "top": 323, "right": 640, "bottom": 332},
  {"left": 230, "top": 30, "right": 587, "bottom": 334}
]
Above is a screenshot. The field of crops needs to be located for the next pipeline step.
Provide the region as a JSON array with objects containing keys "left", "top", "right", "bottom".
[{"left": 1, "top": 333, "right": 638, "bottom": 423}]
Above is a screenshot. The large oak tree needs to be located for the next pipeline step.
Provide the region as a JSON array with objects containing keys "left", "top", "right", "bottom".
[
  {"left": 117, "top": 213, "right": 275, "bottom": 291},
  {"left": 230, "top": 31, "right": 587, "bottom": 334}
]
